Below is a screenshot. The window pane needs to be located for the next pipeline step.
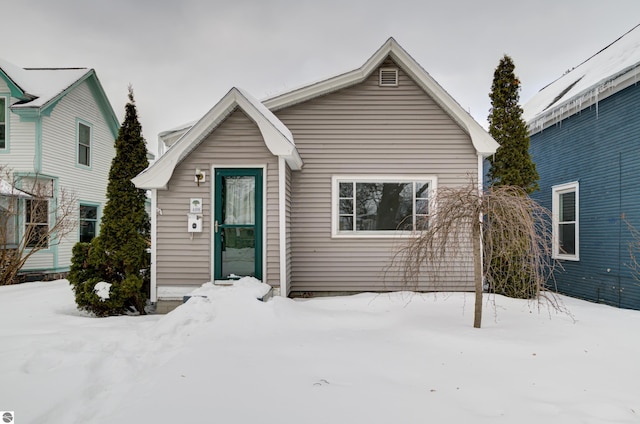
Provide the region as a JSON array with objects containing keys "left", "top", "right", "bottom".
[
  {"left": 221, "top": 227, "right": 255, "bottom": 278},
  {"left": 416, "top": 199, "right": 429, "bottom": 215},
  {"left": 415, "top": 181, "right": 430, "bottom": 198},
  {"left": 80, "top": 220, "right": 96, "bottom": 243},
  {"left": 559, "top": 192, "right": 575, "bottom": 221},
  {"left": 559, "top": 223, "right": 575, "bottom": 255},
  {"left": 79, "top": 144, "right": 89, "bottom": 166},
  {"left": 339, "top": 182, "right": 353, "bottom": 198},
  {"left": 80, "top": 205, "right": 97, "bottom": 220},
  {"left": 26, "top": 224, "right": 49, "bottom": 248},
  {"left": 0, "top": 125, "right": 5, "bottom": 149},
  {"left": 339, "top": 216, "right": 353, "bottom": 231},
  {"left": 355, "top": 182, "right": 412, "bottom": 231},
  {"left": 26, "top": 200, "right": 48, "bottom": 225},
  {"left": 0, "top": 98, "right": 5, "bottom": 121},
  {"left": 339, "top": 199, "right": 353, "bottom": 215},
  {"left": 222, "top": 176, "right": 255, "bottom": 225},
  {"left": 79, "top": 123, "right": 90, "bottom": 145}
]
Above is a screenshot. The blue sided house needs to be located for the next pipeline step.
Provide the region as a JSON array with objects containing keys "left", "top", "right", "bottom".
[{"left": 524, "top": 24, "right": 640, "bottom": 310}]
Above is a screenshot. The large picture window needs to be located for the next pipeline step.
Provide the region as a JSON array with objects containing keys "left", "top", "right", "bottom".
[
  {"left": 77, "top": 121, "right": 91, "bottom": 166},
  {"left": 552, "top": 182, "right": 579, "bottom": 260},
  {"left": 25, "top": 199, "right": 49, "bottom": 249},
  {"left": 0, "top": 97, "right": 7, "bottom": 150},
  {"left": 333, "top": 176, "right": 435, "bottom": 237}
]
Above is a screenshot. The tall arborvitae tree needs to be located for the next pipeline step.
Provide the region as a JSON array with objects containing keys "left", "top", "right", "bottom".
[
  {"left": 487, "top": 56, "right": 540, "bottom": 298},
  {"left": 69, "top": 87, "right": 150, "bottom": 316},
  {"left": 487, "top": 55, "right": 539, "bottom": 193}
]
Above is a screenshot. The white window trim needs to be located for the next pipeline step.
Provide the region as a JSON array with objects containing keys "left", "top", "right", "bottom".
[
  {"left": 77, "top": 120, "right": 92, "bottom": 167},
  {"left": 552, "top": 181, "right": 579, "bottom": 261},
  {"left": 331, "top": 175, "right": 437, "bottom": 238}
]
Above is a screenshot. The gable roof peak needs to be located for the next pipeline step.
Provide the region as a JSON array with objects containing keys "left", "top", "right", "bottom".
[{"left": 264, "top": 37, "right": 498, "bottom": 155}]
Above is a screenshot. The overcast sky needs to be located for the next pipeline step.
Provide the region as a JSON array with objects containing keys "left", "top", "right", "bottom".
[{"left": 4, "top": 1, "right": 640, "bottom": 156}]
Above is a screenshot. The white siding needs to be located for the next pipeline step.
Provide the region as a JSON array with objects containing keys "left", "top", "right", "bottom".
[
  {"left": 1, "top": 98, "right": 37, "bottom": 171},
  {"left": 38, "top": 81, "right": 115, "bottom": 268}
]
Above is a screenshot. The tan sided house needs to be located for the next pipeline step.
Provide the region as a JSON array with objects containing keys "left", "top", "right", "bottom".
[{"left": 133, "top": 38, "right": 499, "bottom": 306}]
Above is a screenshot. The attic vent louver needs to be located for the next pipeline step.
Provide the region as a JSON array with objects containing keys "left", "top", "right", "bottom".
[{"left": 379, "top": 68, "right": 398, "bottom": 86}]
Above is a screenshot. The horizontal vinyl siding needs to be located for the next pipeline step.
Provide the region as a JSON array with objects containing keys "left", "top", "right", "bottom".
[
  {"left": 4, "top": 99, "right": 36, "bottom": 170},
  {"left": 156, "top": 109, "right": 280, "bottom": 288},
  {"left": 39, "top": 81, "right": 115, "bottom": 268},
  {"left": 530, "top": 83, "right": 640, "bottom": 310},
  {"left": 276, "top": 59, "right": 477, "bottom": 293}
]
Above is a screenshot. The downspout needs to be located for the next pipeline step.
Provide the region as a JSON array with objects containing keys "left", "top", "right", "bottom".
[
  {"left": 150, "top": 188, "right": 158, "bottom": 303},
  {"left": 278, "top": 156, "right": 287, "bottom": 296},
  {"left": 477, "top": 153, "right": 485, "bottom": 284}
]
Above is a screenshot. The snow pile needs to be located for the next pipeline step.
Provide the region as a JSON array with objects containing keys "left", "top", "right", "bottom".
[
  {"left": 93, "top": 281, "right": 112, "bottom": 301},
  {"left": 0, "top": 280, "right": 639, "bottom": 424}
]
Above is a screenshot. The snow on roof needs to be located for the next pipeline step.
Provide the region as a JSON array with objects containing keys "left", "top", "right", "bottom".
[
  {"left": 158, "top": 120, "right": 198, "bottom": 138},
  {"left": 523, "top": 24, "right": 640, "bottom": 129},
  {"left": 0, "top": 57, "right": 90, "bottom": 108},
  {"left": 0, "top": 179, "right": 32, "bottom": 198}
]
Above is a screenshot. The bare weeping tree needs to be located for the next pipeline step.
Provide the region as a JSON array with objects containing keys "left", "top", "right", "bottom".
[
  {"left": 628, "top": 221, "right": 640, "bottom": 284},
  {"left": 0, "top": 169, "right": 77, "bottom": 285},
  {"left": 393, "top": 183, "right": 561, "bottom": 328}
]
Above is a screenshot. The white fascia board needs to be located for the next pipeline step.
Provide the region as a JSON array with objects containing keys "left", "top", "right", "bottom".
[
  {"left": 133, "top": 92, "right": 239, "bottom": 189},
  {"left": 132, "top": 87, "right": 302, "bottom": 190},
  {"left": 386, "top": 43, "right": 499, "bottom": 156},
  {"left": 234, "top": 89, "right": 303, "bottom": 170},
  {"left": 264, "top": 37, "right": 498, "bottom": 157}
]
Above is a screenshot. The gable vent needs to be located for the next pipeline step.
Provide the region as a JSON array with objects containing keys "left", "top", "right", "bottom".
[{"left": 379, "top": 68, "right": 398, "bottom": 86}]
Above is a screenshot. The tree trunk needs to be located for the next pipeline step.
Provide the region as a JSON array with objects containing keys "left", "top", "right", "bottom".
[{"left": 473, "top": 221, "right": 483, "bottom": 328}]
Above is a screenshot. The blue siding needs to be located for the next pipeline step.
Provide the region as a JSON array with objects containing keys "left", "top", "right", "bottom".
[{"left": 530, "top": 83, "right": 640, "bottom": 310}]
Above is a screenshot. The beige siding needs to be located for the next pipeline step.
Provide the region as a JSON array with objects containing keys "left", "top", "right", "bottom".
[
  {"left": 274, "top": 60, "right": 477, "bottom": 293},
  {"left": 156, "top": 109, "right": 281, "bottom": 288}
]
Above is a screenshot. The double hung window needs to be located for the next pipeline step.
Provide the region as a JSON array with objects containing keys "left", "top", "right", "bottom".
[
  {"left": 25, "top": 199, "right": 49, "bottom": 249},
  {"left": 79, "top": 204, "right": 98, "bottom": 242},
  {"left": 552, "top": 182, "right": 579, "bottom": 260},
  {"left": 78, "top": 122, "right": 91, "bottom": 166},
  {"left": 0, "top": 97, "right": 6, "bottom": 150}
]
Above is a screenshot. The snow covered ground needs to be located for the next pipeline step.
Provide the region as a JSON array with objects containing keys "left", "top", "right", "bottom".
[{"left": 0, "top": 279, "right": 638, "bottom": 424}]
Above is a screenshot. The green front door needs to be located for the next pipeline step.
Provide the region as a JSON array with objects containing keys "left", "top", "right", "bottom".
[{"left": 214, "top": 168, "right": 263, "bottom": 280}]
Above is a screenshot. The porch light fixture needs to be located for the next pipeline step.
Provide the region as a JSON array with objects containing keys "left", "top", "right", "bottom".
[{"left": 194, "top": 169, "right": 206, "bottom": 186}]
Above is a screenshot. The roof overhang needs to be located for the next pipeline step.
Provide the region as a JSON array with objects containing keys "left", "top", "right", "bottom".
[
  {"left": 526, "top": 63, "right": 640, "bottom": 135},
  {"left": 133, "top": 88, "right": 302, "bottom": 190}
]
